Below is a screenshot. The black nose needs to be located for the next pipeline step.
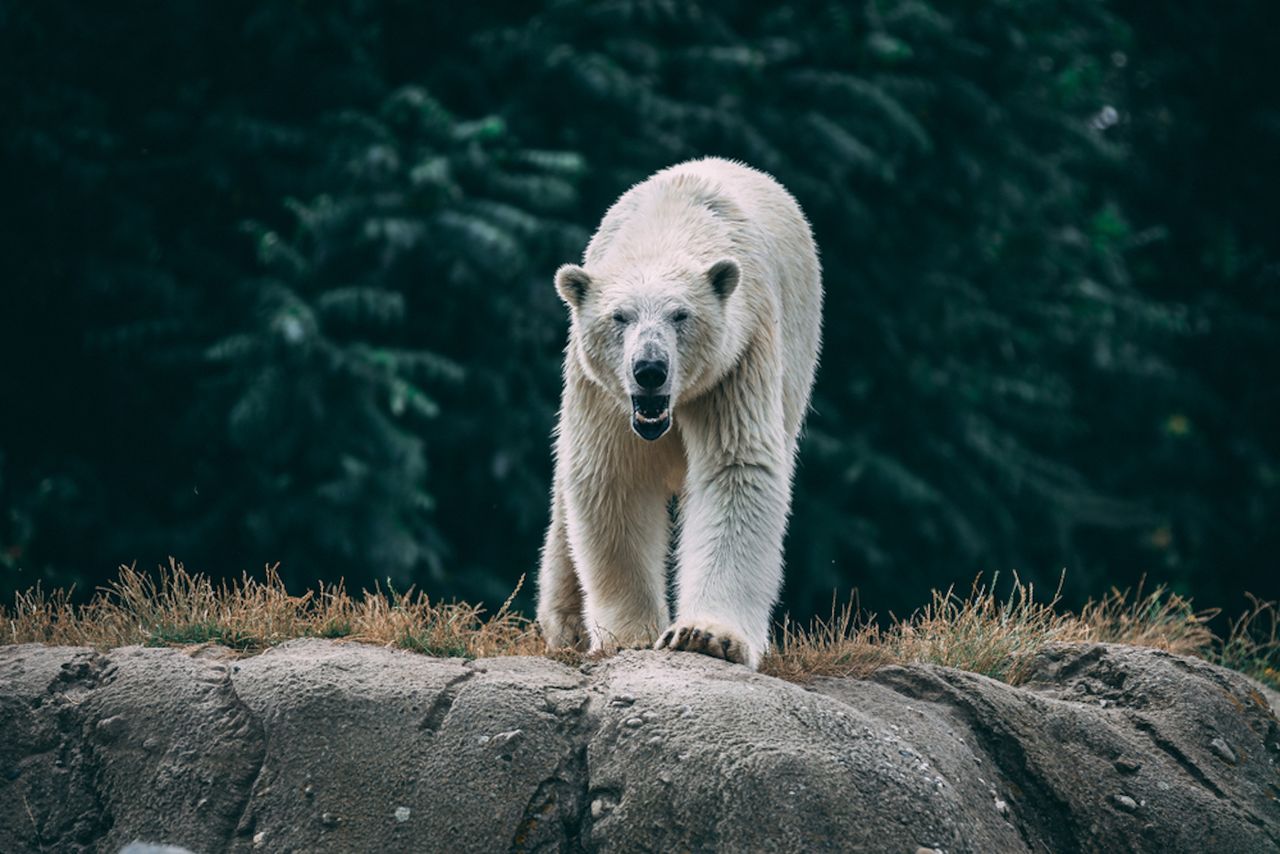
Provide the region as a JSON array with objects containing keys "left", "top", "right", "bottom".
[{"left": 633, "top": 359, "right": 668, "bottom": 391}]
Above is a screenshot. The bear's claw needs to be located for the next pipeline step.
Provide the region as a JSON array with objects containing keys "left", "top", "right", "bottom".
[{"left": 655, "top": 618, "right": 749, "bottom": 665}]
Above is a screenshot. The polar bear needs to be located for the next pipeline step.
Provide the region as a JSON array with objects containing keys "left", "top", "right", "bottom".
[{"left": 536, "top": 158, "right": 822, "bottom": 669}]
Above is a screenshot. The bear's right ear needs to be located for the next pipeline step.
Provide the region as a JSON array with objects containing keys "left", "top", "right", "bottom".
[
  {"left": 554, "top": 264, "right": 592, "bottom": 309},
  {"left": 706, "top": 257, "right": 740, "bottom": 300}
]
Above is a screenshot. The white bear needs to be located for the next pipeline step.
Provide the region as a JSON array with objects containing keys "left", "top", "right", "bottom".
[{"left": 536, "top": 158, "right": 822, "bottom": 669}]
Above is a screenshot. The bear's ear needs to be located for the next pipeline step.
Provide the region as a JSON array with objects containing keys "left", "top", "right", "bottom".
[
  {"left": 706, "top": 257, "right": 740, "bottom": 300},
  {"left": 554, "top": 264, "right": 592, "bottom": 308}
]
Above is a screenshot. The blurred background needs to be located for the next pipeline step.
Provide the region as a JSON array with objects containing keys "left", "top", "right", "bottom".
[{"left": 1, "top": 1, "right": 1277, "bottom": 624}]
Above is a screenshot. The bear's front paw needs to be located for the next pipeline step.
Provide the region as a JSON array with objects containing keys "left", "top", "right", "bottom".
[{"left": 655, "top": 617, "right": 751, "bottom": 666}]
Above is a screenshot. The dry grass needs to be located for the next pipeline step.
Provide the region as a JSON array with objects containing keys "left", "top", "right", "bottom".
[
  {"left": 4, "top": 559, "right": 550, "bottom": 660},
  {"left": 1216, "top": 595, "right": 1280, "bottom": 690},
  {"left": 3, "top": 562, "right": 1276, "bottom": 689},
  {"left": 762, "top": 574, "right": 1219, "bottom": 685}
]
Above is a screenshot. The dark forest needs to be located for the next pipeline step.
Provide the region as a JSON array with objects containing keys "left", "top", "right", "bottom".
[{"left": 2, "top": 1, "right": 1277, "bottom": 624}]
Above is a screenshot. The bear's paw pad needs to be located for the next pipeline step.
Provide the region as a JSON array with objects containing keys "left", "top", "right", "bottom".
[{"left": 655, "top": 618, "right": 749, "bottom": 665}]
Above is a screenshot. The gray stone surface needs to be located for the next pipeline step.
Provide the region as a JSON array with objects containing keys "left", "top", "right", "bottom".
[
  {"left": 1259, "top": 682, "right": 1280, "bottom": 718},
  {"left": 2, "top": 639, "right": 1277, "bottom": 853}
]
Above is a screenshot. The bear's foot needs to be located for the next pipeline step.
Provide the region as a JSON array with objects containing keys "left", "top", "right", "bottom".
[
  {"left": 587, "top": 622, "right": 663, "bottom": 654},
  {"left": 539, "top": 612, "right": 589, "bottom": 652},
  {"left": 655, "top": 617, "right": 750, "bottom": 665}
]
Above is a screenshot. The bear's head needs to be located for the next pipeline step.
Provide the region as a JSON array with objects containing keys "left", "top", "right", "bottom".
[{"left": 555, "top": 256, "right": 740, "bottom": 441}]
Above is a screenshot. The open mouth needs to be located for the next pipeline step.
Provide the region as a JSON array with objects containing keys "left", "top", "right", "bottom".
[{"left": 630, "top": 394, "right": 671, "bottom": 441}]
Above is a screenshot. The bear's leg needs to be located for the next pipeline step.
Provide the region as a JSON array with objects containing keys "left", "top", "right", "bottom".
[
  {"left": 660, "top": 457, "right": 789, "bottom": 668},
  {"left": 658, "top": 352, "right": 791, "bottom": 669},
  {"left": 563, "top": 465, "right": 672, "bottom": 653},
  {"left": 536, "top": 482, "right": 586, "bottom": 650}
]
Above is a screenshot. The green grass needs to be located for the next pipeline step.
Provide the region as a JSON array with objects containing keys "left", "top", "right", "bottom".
[{"left": 143, "top": 621, "right": 257, "bottom": 650}]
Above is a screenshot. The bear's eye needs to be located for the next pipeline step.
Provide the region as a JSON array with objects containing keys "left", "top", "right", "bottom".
[
  {"left": 671, "top": 309, "right": 690, "bottom": 324},
  {"left": 612, "top": 311, "right": 629, "bottom": 325}
]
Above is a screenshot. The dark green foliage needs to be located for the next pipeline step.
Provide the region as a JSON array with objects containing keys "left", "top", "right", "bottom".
[
  {"left": 0, "top": 2, "right": 579, "bottom": 600},
  {"left": 1105, "top": 0, "right": 1280, "bottom": 609},
  {"left": 0, "top": 0, "right": 1275, "bottom": 618}
]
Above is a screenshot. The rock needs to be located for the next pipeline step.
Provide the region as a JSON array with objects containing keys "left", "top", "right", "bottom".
[
  {"left": 1, "top": 640, "right": 1277, "bottom": 852},
  {"left": 1112, "top": 794, "right": 1139, "bottom": 813},
  {"left": 225, "top": 642, "right": 589, "bottom": 853},
  {"left": 0, "top": 644, "right": 262, "bottom": 854},
  {"left": 118, "top": 844, "right": 197, "bottom": 854},
  {"left": 1209, "top": 736, "right": 1238, "bottom": 765},
  {"left": 1258, "top": 682, "right": 1280, "bottom": 718}
]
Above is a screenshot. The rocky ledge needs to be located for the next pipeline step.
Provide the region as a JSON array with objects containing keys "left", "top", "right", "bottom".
[{"left": 1, "top": 640, "right": 1277, "bottom": 853}]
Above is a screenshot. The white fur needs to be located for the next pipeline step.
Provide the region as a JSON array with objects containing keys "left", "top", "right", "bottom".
[{"left": 537, "top": 158, "right": 822, "bottom": 668}]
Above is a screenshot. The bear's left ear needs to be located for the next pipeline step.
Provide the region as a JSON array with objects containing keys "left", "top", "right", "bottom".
[
  {"left": 706, "top": 258, "right": 740, "bottom": 300},
  {"left": 555, "top": 264, "right": 592, "bottom": 309}
]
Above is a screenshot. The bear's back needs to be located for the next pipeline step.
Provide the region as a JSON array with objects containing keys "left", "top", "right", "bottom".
[{"left": 659, "top": 159, "right": 823, "bottom": 437}]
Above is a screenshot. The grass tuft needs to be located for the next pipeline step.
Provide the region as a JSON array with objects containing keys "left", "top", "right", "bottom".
[
  {"left": 4, "top": 559, "right": 546, "bottom": 659},
  {"left": 760, "top": 574, "right": 1224, "bottom": 685},
  {"left": 3, "top": 562, "right": 1276, "bottom": 689},
  {"left": 1217, "top": 595, "right": 1280, "bottom": 689}
]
